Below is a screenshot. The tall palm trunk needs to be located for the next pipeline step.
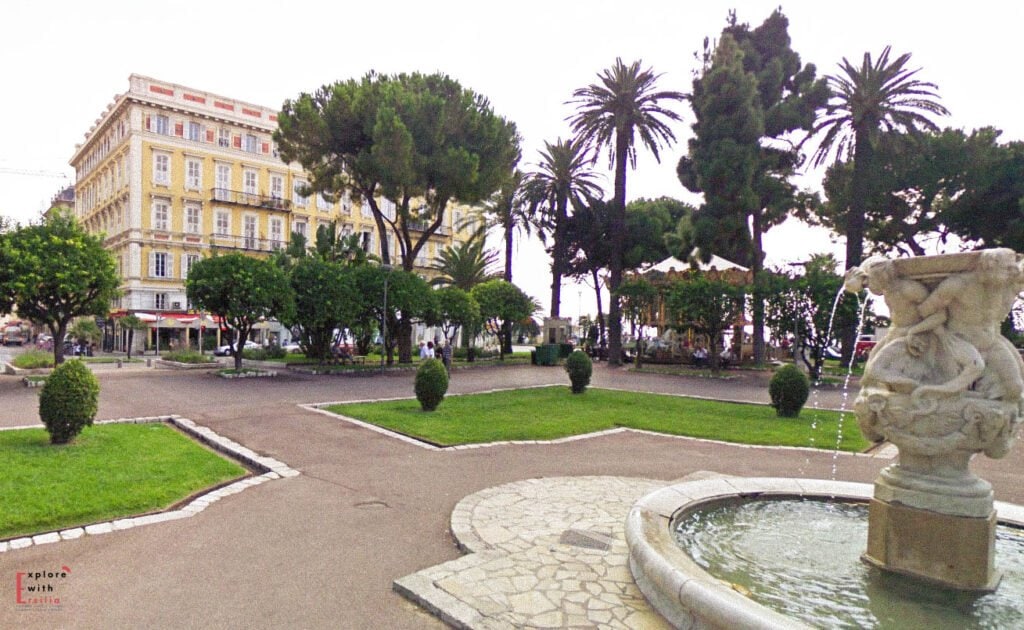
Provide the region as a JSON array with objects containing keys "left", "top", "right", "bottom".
[
  {"left": 840, "top": 127, "right": 874, "bottom": 366},
  {"left": 550, "top": 193, "right": 568, "bottom": 317},
  {"left": 606, "top": 130, "right": 629, "bottom": 365},
  {"left": 591, "top": 267, "right": 605, "bottom": 351},
  {"left": 502, "top": 218, "right": 514, "bottom": 352}
]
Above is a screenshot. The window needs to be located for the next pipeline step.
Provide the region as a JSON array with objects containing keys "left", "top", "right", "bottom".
[
  {"left": 292, "top": 220, "right": 307, "bottom": 238},
  {"left": 215, "top": 210, "right": 230, "bottom": 235},
  {"left": 244, "top": 134, "right": 258, "bottom": 153},
  {"left": 215, "top": 163, "right": 231, "bottom": 200},
  {"left": 361, "top": 198, "right": 372, "bottom": 218},
  {"left": 152, "top": 199, "right": 170, "bottom": 231},
  {"left": 360, "top": 230, "right": 374, "bottom": 253},
  {"left": 244, "top": 169, "right": 258, "bottom": 195},
  {"left": 185, "top": 204, "right": 201, "bottom": 234},
  {"left": 269, "top": 218, "right": 283, "bottom": 249},
  {"left": 183, "top": 254, "right": 200, "bottom": 279},
  {"left": 317, "top": 193, "right": 332, "bottom": 211},
  {"left": 218, "top": 128, "right": 231, "bottom": 148},
  {"left": 381, "top": 197, "right": 396, "bottom": 220},
  {"left": 154, "top": 293, "right": 167, "bottom": 310},
  {"left": 153, "top": 153, "right": 170, "bottom": 185},
  {"left": 188, "top": 121, "right": 202, "bottom": 142},
  {"left": 154, "top": 115, "right": 169, "bottom": 135},
  {"left": 244, "top": 215, "right": 258, "bottom": 249},
  {"left": 151, "top": 252, "right": 170, "bottom": 278},
  {"left": 341, "top": 191, "right": 352, "bottom": 214},
  {"left": 270, "top": 174, "right": 284, "bottom": 200},
  {"left": 293, "top": 179, "right": 309, "bottom": 207},
  {"left": 186, "top": 158, "right": 202, "bottom": 190}
]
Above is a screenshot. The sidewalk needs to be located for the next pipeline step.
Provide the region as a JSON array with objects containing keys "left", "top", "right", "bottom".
[{"left": 2, "top": 364, "right": 1021, "bottom": 629}]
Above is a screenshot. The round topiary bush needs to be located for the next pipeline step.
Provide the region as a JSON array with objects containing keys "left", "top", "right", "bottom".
[
  {"left": 565, "top": 350, "right": 593, "bottom": 394},
  {"left": 39, "top": 359, "right": 100, "bottom": 444},
  {"left": 415, "top": 358, "right": 449, "bottom": 411},
  {"left": 769, "top": 363, "right": 810, "bottom": 418}
]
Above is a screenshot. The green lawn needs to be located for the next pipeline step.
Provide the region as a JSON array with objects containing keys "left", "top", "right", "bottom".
[
  {"left": 0, "top": 423, "right": 246, "bottom": 539},
  {"left": 328, "top": 387, "right": 869, "bottom": 451}
]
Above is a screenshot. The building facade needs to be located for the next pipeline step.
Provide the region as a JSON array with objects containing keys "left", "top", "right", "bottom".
[{"left": 70, "top": 75, "right": 471, "bottom": 348}]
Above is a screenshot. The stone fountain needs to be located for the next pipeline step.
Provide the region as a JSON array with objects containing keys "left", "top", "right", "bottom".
[
  {"left": 844, "top": 248, "right": 1024, "bottom": 591},
  {"left": 626, "top": 248, "right": 1024, "bottom": 627}
]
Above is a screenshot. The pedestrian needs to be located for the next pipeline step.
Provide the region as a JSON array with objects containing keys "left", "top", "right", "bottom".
[
  {"left": 441, "top": 341, "right": 453, "bottom": 374},
  {"left": 426, "top": 341, "right": 435, "bottom": 358},
  {"left": 418, "top": 341, "right": 429, "bottom": 360}
]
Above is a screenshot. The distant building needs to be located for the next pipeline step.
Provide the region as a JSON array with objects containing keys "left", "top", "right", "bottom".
[{"left": 70, "top": 74, "right": 472, "bottom": 350}]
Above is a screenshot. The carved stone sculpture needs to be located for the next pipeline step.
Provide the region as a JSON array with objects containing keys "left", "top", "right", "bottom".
[{"left": 845, "top": 248, "right": 1024, "bottom": 590}]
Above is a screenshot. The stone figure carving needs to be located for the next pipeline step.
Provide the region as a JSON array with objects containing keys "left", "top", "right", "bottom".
[{"left": 845, "top": 249, "right": 1024, "bottom": 496}]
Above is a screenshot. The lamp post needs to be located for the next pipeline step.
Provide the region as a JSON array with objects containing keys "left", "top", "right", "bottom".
[{"left": 380, "top": 263, "right": 393, "bottom": 371}]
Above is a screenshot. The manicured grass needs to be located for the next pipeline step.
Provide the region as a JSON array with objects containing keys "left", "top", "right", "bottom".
[
  {"left": 0, "top": 423, "right": 246, "bottom": 539},
  {"left": 329, "top": 387, "right": 869, "bottom": 451}
]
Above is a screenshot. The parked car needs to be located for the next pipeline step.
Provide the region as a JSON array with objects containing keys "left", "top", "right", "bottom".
[
  {"left": 282, "top": 341, "right": 302, "bottom": 354},
  {"left": 855, "top": 334, "right": 878, "bottom": 359},
  {"left": 213, "top": 340, "right": 260, "bottom": 356}
]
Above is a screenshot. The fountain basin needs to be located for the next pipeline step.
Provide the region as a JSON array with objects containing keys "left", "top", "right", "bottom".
[{"left": 626, "top": 477, "right": 1024, "bottom": 629}]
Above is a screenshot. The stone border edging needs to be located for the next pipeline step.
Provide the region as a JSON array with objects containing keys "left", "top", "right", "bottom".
[
  {"left": 0, "top": 415, "right": 300, "bottom": 554},
  {"left": 302, "top": 385, "right": 894, "bottom": 458}
]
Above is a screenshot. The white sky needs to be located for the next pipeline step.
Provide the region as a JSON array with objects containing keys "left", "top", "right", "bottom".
[{"left": 2, "top": 0, "right": 1021, "bottom": 318}]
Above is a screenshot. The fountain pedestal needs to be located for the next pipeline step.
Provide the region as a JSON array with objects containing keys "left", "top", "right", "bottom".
[
  {"left": 863, "top": 498, "right": 999, "bottom": 591},
  {"left": 846, "top": 249, "right": 1024, "bottom": 592}
]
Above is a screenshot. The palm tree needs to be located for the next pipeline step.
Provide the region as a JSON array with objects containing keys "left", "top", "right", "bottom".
[
  {"left": 569, "top": 58, "right": 685, "bottom": 365},
  {"left": 522, "top": 137, "right": 602, "bottom": 318},
  {"left": 808, "top": 46, "right": 949, "bottom": 270},
  {"left": 480, "top": 169, "right": 531, "bottom": 284},
  {"left": 430, "top": 228, "right": 500, "bottom": 291}
]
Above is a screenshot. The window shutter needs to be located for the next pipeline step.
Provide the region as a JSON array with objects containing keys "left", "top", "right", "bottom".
[
  {"left": 167, "top": 253, "right": 174, "bottom": 278},
  {"left": 148, "top": 252, "right": 155, "bottom": 277},
  {"left": 262, "top": 142, "right": 269, "bottom": 154},
  {"left": 206, "top": 129, "right": 214, "bottom": 143},
  {"left": 145, "top": 115, "right": 151, "bottom": 131},
  {"left": 175, "top": 122, "right": 184, "bottom": 137},
  {"left": 233, "top": 135, "right": 242, "bottom": 149}
]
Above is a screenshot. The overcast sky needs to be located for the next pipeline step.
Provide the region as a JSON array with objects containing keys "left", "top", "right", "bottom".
[{"left": 2, "top": 1, "right": 1020, "bottom": 318}]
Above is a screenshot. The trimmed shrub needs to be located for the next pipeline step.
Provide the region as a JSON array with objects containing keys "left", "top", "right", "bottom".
[
  {"left": 769, "top": 364, "right": 810, "bottom": 418},
  {"left": 565, "top": 350, "right": 593, "bottom": 394},
  {"left": 415, "top": 358, "right": 449, "bottom": 411},
  {"left": 39, "top": 359, "right": 100, "bottom": 444}
]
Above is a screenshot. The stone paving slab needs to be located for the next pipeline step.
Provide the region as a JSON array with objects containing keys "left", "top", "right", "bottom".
[{"left": 396, "top": 475, "right": 710, "bottom": 629}]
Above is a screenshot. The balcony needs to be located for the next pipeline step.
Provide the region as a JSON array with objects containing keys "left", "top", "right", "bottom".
[
  {"left": 210, "top": 188, "right": 292, "bottom": 212},
  {"left": 406, "top": 219, "right": 448, "bottom": 236},
  {"left": 210, "top": 233, "right": 286, "bottom": 253}
]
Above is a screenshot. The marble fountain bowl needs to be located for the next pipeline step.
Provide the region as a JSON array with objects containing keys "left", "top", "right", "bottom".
[{"left": 626, "top": 477, "right": 1024, "bottom": 629}]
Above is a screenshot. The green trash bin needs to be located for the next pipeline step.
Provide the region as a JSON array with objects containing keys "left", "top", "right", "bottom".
[{"left": 535, "top": 344, "right": 558, "bottom": 366}]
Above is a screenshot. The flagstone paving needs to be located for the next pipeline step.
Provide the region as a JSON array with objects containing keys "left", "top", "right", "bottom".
[{"left": 396, "top": 475, "right": 704, "bottom": 629}]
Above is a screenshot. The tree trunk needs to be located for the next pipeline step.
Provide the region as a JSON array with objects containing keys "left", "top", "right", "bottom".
[
  {"left": 52, "top": 322, "right": 67, "bottom": 366},
  {"left": 751, "top": 210, "right": 766, "bottom": 367},
  {"left": 591, "top": 268, "right": 605, "bottom": 354},
  {"left": 397, "top": 319, "right": 413, "bottom": 364},
  {"left": 503, "top": 221, "right": 514, "bottom": 352},
  {"left": 550, "top": 194, "right": 568, "bottom": 318},
  {"left": 606, "top": 131, "right": 629, "bottom": 366}
]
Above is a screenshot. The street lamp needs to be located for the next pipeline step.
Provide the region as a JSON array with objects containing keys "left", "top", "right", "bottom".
[{"left": 380, "top": 263, "right": 393, "bottom": 371}]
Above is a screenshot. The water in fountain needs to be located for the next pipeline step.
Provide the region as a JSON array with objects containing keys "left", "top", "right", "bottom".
[{"left": 675, "top": 497, "right": 1024, "bottom": 629}]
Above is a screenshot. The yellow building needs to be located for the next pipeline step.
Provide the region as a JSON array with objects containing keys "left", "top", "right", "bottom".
[{"left": 70, "top": 74, "right": 472, "bottom": 348}]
